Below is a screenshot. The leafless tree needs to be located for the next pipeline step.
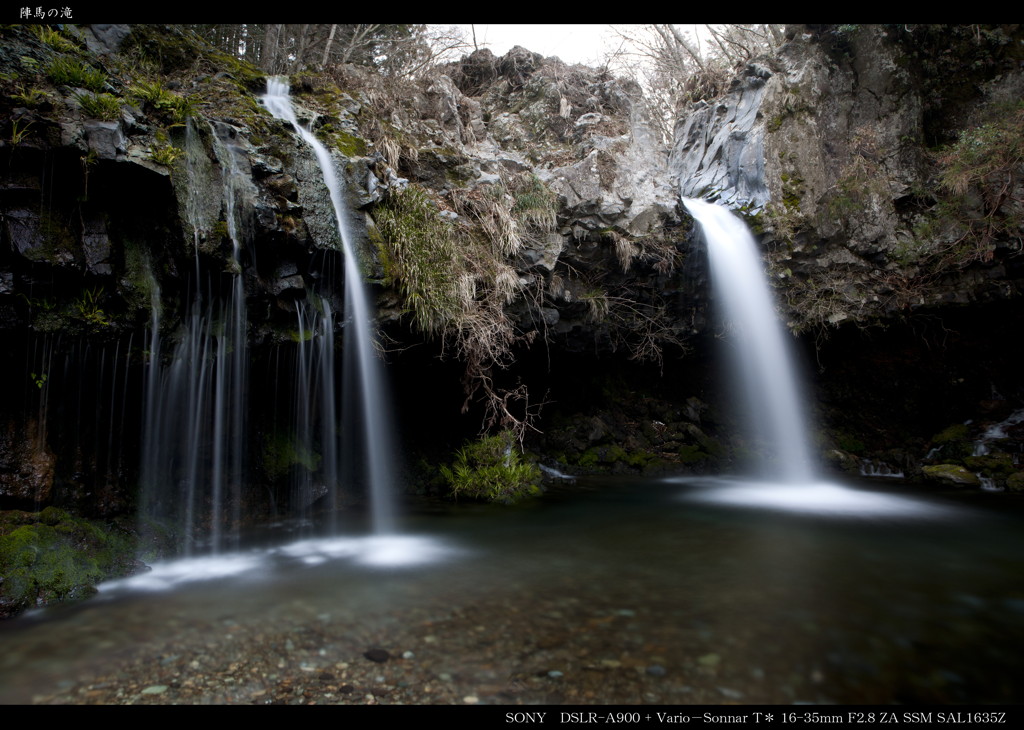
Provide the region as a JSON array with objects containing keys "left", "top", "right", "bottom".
[
  {"left": 185, "top": 24, "right": 471, "bottom": 78},
  {"left": 605, "top": 24, "right": 785, "bottom": 143}
]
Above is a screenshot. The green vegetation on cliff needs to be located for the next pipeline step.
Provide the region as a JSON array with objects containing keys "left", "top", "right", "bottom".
[{"left": 373, "top": 184, "right": 463, "bottom": 335}]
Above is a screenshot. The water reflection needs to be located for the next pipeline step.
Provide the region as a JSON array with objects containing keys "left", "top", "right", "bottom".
[{"left": 1, "top": 477, "right": 1022, "bottom": 704}]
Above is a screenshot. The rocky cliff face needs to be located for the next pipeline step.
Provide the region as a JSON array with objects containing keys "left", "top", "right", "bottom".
[
  {"left": 1, "top": 23, "right": 1023, "bottom": 524},
  {"left": 0, "top": 25, "right": 699, "bottom": 512},
  {"left": 671, "top": 24, "right": 1024, "bottom": 335}
]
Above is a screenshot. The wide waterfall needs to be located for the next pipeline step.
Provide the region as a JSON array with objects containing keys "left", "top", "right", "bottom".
[
  {"left": 262, "top": 77, "right": 397, "bottom": 534},
  {"left": 139, "top": 123, "right": 250, "bottom": 555},
  {"left": 684, "top": 198, "right": 814, "bottom": 483},
  {"left": 679, "top": 199, "right": 951, "bottom": 517}
]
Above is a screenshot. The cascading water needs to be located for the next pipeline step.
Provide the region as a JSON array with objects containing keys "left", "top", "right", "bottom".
[
  {"left": 680, "top": 199, "right": 948, "bottom": 517},
  {"left": 262, "top": 77, "right": 397, "bottom": 534},
  {"left": 287, "top": 294, "right": 342, "bottom": 527},
  {"left": 140, "top": 122, "right": 250, "bottom": 555},
  {"left": 684, "top": 198, "right": 814, "bottom": 483}
]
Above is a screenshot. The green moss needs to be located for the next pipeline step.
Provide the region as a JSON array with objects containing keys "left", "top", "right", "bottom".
[
  {"left": 574, "top": 443, "right": 664, "bottom": 472},
  {"left": 780, "top": 172, "right": 804, "bottom": 212},
  {"left": 929, "top": 423, "right": 974, "bottom": 460},
  {"left": 921, "top": 463, "right": 981, "bottom": 487},
  {"left": 262, "top": 432, "right": 320, "bottom": 482},
  {"left": 963, "top": 454, "right": 1015, "bottom": 478},
  {"left": 20, "top": 210, "right": 77, "bottom": 268},
  {"left": 317, "top": 126, "right": 367, "bottom": 157},
  {"left": 440, "top": 430, "right": 542, "bottom": 504},
  {"left": 836, "top": 433, "right": 867, "bottom": 454},
  {"left": 121, "top": 239, "right": 159, "bottom": 315},
  {"left": 677, "top": 444, "right": 710, "bottom": 464},
  {"left": 933, "top": 424, "right": 969, "bottom": 443},
  {"left": 0, "top": 509, "right": 136, "bottom": 617},
  {"left": 1007, "top": 472, "right": 1024, "bottom": 492}
]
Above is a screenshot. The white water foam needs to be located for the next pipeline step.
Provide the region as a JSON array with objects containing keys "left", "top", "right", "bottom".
[
  {"left": 671, "top": 476, "right": 955, "bottom": 518},
  {"left": 100, "top": 535, "right": 459, "bottom": 593}
]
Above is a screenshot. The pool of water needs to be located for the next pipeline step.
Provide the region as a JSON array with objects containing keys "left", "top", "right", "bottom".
[{"left": 2, "top": 476, "right": 1022, "bottom": 704}]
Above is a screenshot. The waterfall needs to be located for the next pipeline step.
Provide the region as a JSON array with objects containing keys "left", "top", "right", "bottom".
[
  {"left": 677, "top": 200, "right": 946, "bottom": 515},
  {"left": 287, "top": 294, "right": 340, "bottom": 527},
  {"left": 684, "top": 198, "right": 814, "bottom": 483},
  {"left": 139, "top": 123, "right": 249, "bottom": 555},
  {"left": 262, "top": 77, "right": 397, "bottom": 534}
]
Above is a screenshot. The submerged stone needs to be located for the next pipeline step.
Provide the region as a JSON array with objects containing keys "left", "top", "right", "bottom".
[{"left": 364, "top": 648, "right": 390, "bottom": 663}]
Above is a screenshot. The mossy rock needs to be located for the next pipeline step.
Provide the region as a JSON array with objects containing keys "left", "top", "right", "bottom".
[
  {"left": 929, "top": 423, "right": 975, "bottom": 460},
  {"left": 932, "top": 423, "right": 970, "bottom": 443},
  {"left": 824, "top": 448, "right": 862, "bottom": 474},
  {"left": 963, "top": 454, "right": 1016, "bottom": 479},
  {"left": 0, "top": 509, "right": 137, "bottom": 618},
  {"left": 1007, "top": 472, "right": 1024, "bottom": 492},
  {"left": 921, "top": 464, "right": 981, "bottom": 488},
  {"left": 677, "top": 444, "right": 710, "bottom": 464}
]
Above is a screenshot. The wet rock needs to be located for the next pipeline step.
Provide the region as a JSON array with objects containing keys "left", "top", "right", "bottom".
[
  {"left": 84, "top": 120, "right": 126, "bottom": 161},
  {"left": 82, "top": 213, "right": 112, "bottom": 275},
  {"left": 921, "top": 464, "right": 982, "bottom": 488},
  {"left": 82, "top": 24, "right": 132, "bottom": 55}
]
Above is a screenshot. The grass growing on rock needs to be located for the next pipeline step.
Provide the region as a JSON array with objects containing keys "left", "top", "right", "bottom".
[
  {"left": 373, "top": 184, "right": 463, "bottom": 335},
  {"left": 441, "top": 430, "right": 542, "bottom": 504}
]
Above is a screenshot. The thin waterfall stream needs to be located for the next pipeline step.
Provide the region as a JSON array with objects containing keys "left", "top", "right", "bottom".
[
  {"left": 262, "top": 77, "right": 397, "bottom": 534},
  {"left": 139, "top": 121, "right": 249, "bottom": 555}
]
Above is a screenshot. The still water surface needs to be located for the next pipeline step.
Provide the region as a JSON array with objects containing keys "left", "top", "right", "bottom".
[{"left": 2, "top": 476, "right": 1022, "bottom": 704}]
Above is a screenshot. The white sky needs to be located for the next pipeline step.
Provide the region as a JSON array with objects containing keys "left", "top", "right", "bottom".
[{"left": 455, "top": 24, "right": 640, "bottom": 67}]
